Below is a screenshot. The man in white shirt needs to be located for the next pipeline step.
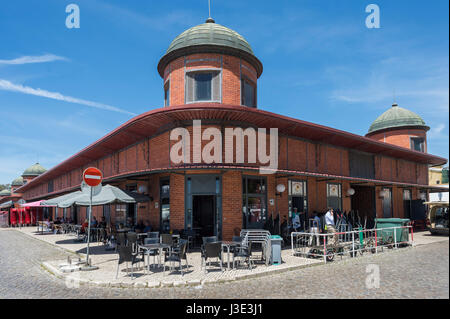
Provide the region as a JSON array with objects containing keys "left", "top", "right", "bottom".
[{"left": 325, "top": 208, "right": 338, "bottom": 246}]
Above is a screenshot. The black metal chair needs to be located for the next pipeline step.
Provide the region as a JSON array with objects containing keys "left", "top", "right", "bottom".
[
  {"left": 160, "top": 233, "right": 173, "bottom": 245},
  {"left": 234, "top": 241, "right": 253, "bottom": 270},
  {"left": 202, "top": 236, "right": 218, "bottom": 245},
  {"left": 116, "top": 232, "right": 126, "bottom": 247},
  {"left": 201, "top": 242, "right": 223, "bottom": 273},
  {"left": 147, "top": 231, "right": 159, "bottom": 239},
  {"left": 127, "top": 232, "right": 139, "bottom": 253},
  {"left": 183, "top": 229, "right": 196, "bottom": 251},
  {"left": 115, "top": 245, "right": 144, "bottom": 279},
  {"left": 164, "top": 240, "right": 189, "bottom": 276}
]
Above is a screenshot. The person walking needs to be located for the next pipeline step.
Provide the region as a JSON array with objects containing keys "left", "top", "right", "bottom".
[{"left": 325, "top": 207, "right": 338, "bottom": 246}]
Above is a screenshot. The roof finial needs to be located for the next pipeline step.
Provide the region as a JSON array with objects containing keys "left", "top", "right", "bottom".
[
  {"left": 205, "top": 0, "right": 215, "bottom": 23},
  {"left": 392, "top": 88, "right": 398, "bottom": 107}
]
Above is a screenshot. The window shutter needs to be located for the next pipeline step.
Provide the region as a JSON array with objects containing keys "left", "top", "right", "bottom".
[
  {"left": 186, "top": 73, "right": 194, "bottom": 103},
  {"left": 212, "top": 72, "right": 221, "bottom": 102}
]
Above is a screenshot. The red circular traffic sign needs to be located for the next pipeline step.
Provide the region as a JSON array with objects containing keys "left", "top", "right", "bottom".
[{"left": 83, "top": 167, "right": 103, "bottom": 187}]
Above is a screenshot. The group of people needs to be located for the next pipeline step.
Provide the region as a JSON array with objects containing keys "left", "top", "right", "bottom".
[
  {"left": 288, "top": 207, "right": 339, "bottom": 245},
  {"left": 80, "top": 216, "right": 108, "bottom": 233}
]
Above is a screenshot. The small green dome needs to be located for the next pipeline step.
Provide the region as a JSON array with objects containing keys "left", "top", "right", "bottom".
[
  {"left": 368, "top": 103, "right": 429, "bottom": 134},
  {"left": 0, "top": 188, "right": 11, "bottom": 196},
  {"left": 11, "top": 176, "right": 24, "bottom": 187},
  {"left": 158, "top": 18, "right": 263, "bottom": 77},
  {"left": 167, "top": 19, "right": 254, "bottom": 56},
  {"left": 22, "top": 163, "right": 47, "bottom": 177}
]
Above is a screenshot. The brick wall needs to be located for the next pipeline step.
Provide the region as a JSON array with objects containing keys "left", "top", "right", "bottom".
[
  {"left": 367, "top": 128, "right": 427, "bottom": 152},
  {"left": 164, "top": 54, "right": 257, "bottom": 107}
]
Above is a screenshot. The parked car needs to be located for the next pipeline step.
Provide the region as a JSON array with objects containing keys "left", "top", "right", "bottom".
[{"left": 425, "top": 201, "right": 449, "bottom": 235}]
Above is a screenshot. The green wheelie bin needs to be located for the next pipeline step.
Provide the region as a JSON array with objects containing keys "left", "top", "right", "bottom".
[{"left": 375, "top": 218, "right": 410, "bottom": 246}]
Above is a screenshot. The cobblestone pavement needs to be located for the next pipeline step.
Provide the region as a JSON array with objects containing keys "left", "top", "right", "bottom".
[{"left": 0, "top": 229, "right": 448, "bottom": 299}]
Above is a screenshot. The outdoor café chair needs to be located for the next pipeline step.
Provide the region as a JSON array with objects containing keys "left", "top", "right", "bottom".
[
  {"left": 201, "top": 242, "right": 223, "bottom": 273},
  {"left": 127, "top": 232, "right": 139, "bottom": 254},
  {"left": 164, "top": 241, "right": 189, "bottom": 276},
  {"left": 183, "top": 229, "right": 196, "bottom": 251},
  {"left": 202, "top": 236, "right": 217, "bottom": 246},
  {"left": 115, "top": 232, "right": 127, "bottom": 252},
  {"left": 234, "top": 241, "right": 253, "bottom": 270},
  {"left": 116, "top": 245, "right": 145, "bottom": 279},
  {"left": 147, "top": 231, "right": 159, "bottom": 239}
]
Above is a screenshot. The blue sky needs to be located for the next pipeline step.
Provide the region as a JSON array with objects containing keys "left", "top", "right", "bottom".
[{"left": 0, "top": 0, "right": 448, "bottom": 184}]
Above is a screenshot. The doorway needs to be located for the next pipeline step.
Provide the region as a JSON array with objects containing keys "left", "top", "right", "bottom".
[
  {"left": 382, "top": 188, "right": 393, "bottom": 218},
  {"left": 350, "top": 185, "right": 376, "bottom": 228},
  {"left": 127, "top": 203, "right": 136, "bottom": 226},
  {"left": 193, "top": 195, "right": 216, "bottom": 238}
]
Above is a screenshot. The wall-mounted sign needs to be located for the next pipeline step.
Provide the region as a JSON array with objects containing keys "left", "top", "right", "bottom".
[
  {"left": 291, "top": 182, "right": 303, "bottom": 195},
  {"left": 269, "top": 199, "right": 274, "bottom": 206},
  {"left": 155, "top": 202, "right": 159, "bottom": 209}
]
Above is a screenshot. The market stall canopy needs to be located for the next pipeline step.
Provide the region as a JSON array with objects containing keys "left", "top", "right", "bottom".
[
  {"left": 42, "top": 191, "right": 83, "bottom": 207},
  {"left": 20, "top": 200, "right": 55, "bottom": 208},
  {"left": 57, "top": 184, "right": 148, "bottom": 208}
]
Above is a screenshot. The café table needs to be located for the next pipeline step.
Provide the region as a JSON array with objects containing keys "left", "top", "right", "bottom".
[{"left": 139, "top": 243, "right": 171, "bottom": 271}]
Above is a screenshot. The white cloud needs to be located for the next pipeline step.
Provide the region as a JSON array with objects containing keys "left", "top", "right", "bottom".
[
  {"left": 0, "top": 79, "right": 136, "bottom": 116},
  {"left": 428, "top": 123, "right": 447, "bottom": 139},
  {"left": 0, "top": 54, "right": 68, "bottom": 65}
]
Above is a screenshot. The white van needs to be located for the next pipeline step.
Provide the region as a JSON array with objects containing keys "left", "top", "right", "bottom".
[{"left": 425, "top": 201, "right": 449, "bottom": 235}]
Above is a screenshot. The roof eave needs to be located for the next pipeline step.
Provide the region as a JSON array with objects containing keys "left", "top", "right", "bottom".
[{"left": 157, "top": 44, "right": 263, "bottom": 78}]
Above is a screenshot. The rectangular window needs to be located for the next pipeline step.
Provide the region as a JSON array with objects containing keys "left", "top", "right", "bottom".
[
  {"left": 288, "top": 180, "right": 308, "bottom": 226},
  {"left": 160, "top": 179, "right": 170, "bottom": 233},
  {"left": 326, "top": 183, "right": 342, "bottom": 211},
  {"left": 195, "top": 73, "right": 212, "bottom": 101},
  {"left": 241, "top": 77, "right": 256, "bottom": 107},
  {"left": 186, "top": 71, "right": 220, "bottom": 103},
  {"left": 164, "top": 82, "right": 170, "bottom": 106},
  {"left": 410, "top": 137, "right": 425, "bottom": 152},
  {"left": 403, "top": 189, "right": 411, "bottom": 200},
  {"left": 48, "top": 180, "right": 54, "bottom": 193},
  {"left": 349, "top": 151, "right": 375, "bottom": 179}
]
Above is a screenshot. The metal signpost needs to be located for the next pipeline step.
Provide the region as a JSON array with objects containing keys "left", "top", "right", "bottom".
[{"left": 81, "top": 167, "right": 103, "bottom": 271}]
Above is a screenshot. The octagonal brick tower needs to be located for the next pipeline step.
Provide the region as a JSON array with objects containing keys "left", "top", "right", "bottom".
[
  {"left": 366, "top": 103, "right": 430, "bottom": 153},
  {"left": 157, "top": 18, "right": 263, "bottom": 108}
]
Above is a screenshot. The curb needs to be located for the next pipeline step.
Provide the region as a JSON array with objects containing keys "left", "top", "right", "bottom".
[{"left": 39, "top": 259, "right": 324, "bottom": 289}]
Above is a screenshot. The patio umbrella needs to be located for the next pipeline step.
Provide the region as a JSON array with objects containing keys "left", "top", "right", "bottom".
[
  {"left": 42, "top": 191, "right": 83, "bottom": 207},
  {"left": 57, "top": 184, "right": 136, "bottom": 208}
]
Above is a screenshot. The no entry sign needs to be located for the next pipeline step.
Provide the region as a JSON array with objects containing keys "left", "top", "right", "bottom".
[{"left": 83, "top": 167, "right": 103, "bottom": 187}]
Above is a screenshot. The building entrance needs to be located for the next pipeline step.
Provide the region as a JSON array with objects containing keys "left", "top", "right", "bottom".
[{"left": 193, "top": 195, "right": 216, "bottom": 238}]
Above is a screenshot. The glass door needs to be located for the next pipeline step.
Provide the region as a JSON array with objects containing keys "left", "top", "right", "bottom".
[{"left": 242, "top": 176, "right": 267, "bottom": 229}]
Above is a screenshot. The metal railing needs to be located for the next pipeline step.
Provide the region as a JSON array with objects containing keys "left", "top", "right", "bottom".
[{"left": 291, "top": 225, "right": 413, "bottom": 263}]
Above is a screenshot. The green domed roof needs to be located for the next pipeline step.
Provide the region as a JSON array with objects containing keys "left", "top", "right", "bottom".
[
  {"left": 0, "top": 188, "right": 11, "bottom": 196},
  {"left": 22, "top": 163, "right": 47, "bottom": 177},
  {"left": 158, "top": 18, "right": 263, "bottom": 77},
  {"left": 11, "top": 176, "right": 24, "bottom": 187},
  {"left": 167, "top": 19, "right": 254, "bottom": 56},
  {"left": 368, "top": 103, "right": 429, "bottom": 134}
]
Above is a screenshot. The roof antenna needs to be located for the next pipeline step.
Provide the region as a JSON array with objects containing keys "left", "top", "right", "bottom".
[{"left": 206, "top": 0, "right": 215, "bottom": 23}]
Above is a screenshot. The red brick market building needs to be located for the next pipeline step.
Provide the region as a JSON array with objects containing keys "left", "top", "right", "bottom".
[{"left": 13, "top": 18, "right": 447, "bottom": 239}]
